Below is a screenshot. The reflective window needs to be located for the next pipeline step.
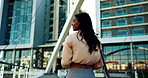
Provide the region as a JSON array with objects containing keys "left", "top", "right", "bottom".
[
  {"left": 132, "top": 16, "right": 144, "bottom": 24},
  {"left": 15, "top": 50, "right": 21, "bottom": 64},
  {"left": 131, "top": 0, "right": 142, "bottom": 3},
  {"left": 132, "top": 27, "right": 144, "bottom": 36},
  {"left": 101, "top": 20, "right": 111, "bottom": 27},
  {"left": 131, "top": 6, "right": 143, "bottom": 14},
  {"left": 21, "top": 50, "right": 31, "bottom": 67},
  {"left": 117, "top": 28, "right": 128, "bottom": 37},
  {"left": 101, "top": 1, "right": 111, "bottom": 8},
  {"left": 115, "top": 0, "right": 126, "bottom": 6},
  {"left": 103, "top": 43, "right": 148, "bottom": 70},
  {"left": 101, "top": 11, "right": 111, "bottom": 18},
  {"left": 102, "top": 30, "right": 112, "bottom": 38},
  {"left": 117, "top": 18, "right": 127, "bottom": 26},
  {"left": 9, "top": 0, "right": 33, "bottom": 44},
  {"left": 116, "top": 8, "right": 127, "bottom": 16},
  {"left": 4, "top": 51, "right": 13, "bottom": 63}
]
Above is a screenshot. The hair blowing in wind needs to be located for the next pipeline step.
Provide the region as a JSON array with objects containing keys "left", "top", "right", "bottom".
[{"left": 75, "top": 13, "right": 101, "bottom": 54}]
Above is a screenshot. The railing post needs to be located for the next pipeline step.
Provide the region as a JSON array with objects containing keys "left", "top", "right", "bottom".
[
  {"left": 0, "top": 60, "right": 4, "bottom": 78},
  {"left": 13, "top": 63, "right": 17, "bottom": 78},
  {"left": 25, "top": 67, "right": 28, "bottom": 78},
  {"left": 18, "top": 67, "right": 22, "bottom": 78},
  {"left": 134, "top": 67, "right": 138, "bottom": 78},
  {"left": 45, "top": 0, "right": 84, "bottom": 73}
]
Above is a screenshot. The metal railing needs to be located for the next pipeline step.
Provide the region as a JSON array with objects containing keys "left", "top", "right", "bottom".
[{"left": 0, "top": 61, "right": 44, "bottom": 78}]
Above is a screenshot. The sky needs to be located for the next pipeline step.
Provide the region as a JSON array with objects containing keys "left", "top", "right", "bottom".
[{"left": 81, "top": 0, "right": 96, "bottom": 32}]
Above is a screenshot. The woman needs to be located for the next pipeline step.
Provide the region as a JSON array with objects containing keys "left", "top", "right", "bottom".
[{"left": 61, "top": 13, "right": 103, "bottom": 78}]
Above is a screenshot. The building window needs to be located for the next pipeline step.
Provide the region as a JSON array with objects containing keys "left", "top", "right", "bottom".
[
  {"left": 101, "top": 1, "right": 111, "bottom": 8},
  {"left": 103, "top": 43, "right": 148, "bottom": 70},
  {"left": 116, "top": 8, "right": 127, "bottom": 16},
  {"left": 132, "top": 16, "right": 144, "bottom": 24},
  {"left": 4, "top": 51, "right": 13, "bottom": 63},
  {"left": 117, "top": 18, "right": 127, "bottom": 26},
  {"left": 117, "top": 28, "right": 128, "bottom": 37},
  {"left": 131, "top": 0, "right": 142, "bottom": 3},
  {"left": 101, "top": 20, "right": 111, "bottom": 28},
  {"left": 101, "top": 11, "right": 111, "bottom": 18},
  {"left": 131, "top": 6, "right": 143, "bottom": 14},
  {"left": 115, "top": 0, "right": 126, "bottom": 6},
  {"left": 102, "top": 30, "right": 112, "bottom": 38},
  {"left": 9, "top": 0, "right": 33, "bottom": 45},
  {"left": 132, "top": 27, "right": 144, "bottom": 36}
]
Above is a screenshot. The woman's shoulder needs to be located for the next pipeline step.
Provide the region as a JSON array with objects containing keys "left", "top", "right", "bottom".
[
  {"left": 65, "top": 32, "right": 78, "bottom": 41},
  {"left": 68, "top": 32, "right": 78, "bottom": 38}
]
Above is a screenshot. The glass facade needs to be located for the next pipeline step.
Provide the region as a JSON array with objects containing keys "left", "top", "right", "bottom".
[
  {"left": 101, "top": 26, "right": 146, "bottom": 38},
  {"left": 100, "top": 0, "right": 147, "bottom": 38},
  {"left": 48, "top": 0, "right": 54, "bottom": 40},
  {"left": 58, "top": 0, "right": 67, "bottom": 37},
  {"left": 101, "top": 1, "right": 110, "bottom": 8},
  {"left": 103, "top": 43, "right": 148, "bottom": 70},
  {"left": 131, "top": 6, "right": 143, "bottom": 14},
  {"left": 3, "top": 50, "right": 31, "bottom": 68},
  {"left": 132, "top": 16, "right": 144, "bottom": 24},
  {"left": 101, "top": 20, "right": 111, "bottom": 28},
  {"left": 4, "top": 51, "right": 13, "bottom": 63},
  {"left": 132, "top": 27, "right": 145, "bottom": 36},
  {"left": 115, "top": 0, "right": 126, "bottom": 6},
  {"left": 9, "top": 0, "right": 32, "bottom": 44},
  {"left": 101, "top": 11, "right": 111, "bottom": 18},
  {"left": 117, "top": 18, "right": 127, "bottom": 26},
  {"left": 117, "top": 28, "right": 128, "bottom": 37},
  {"left": 21, "top": 50, "right": 31, "bottom": 67},
  {"left": 131, "top": 0, "right": 142, "bottom": 3},
  {"left": 102, "top": 30, "right": 112, "bottom": 38},
  {"left": 116, "top": 8, "right": 127, "bottom": 16}
]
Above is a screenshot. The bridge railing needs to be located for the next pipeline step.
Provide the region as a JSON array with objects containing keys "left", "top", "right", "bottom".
[{"left": 0, "top": 60, "right": 45, "bottom": 78}]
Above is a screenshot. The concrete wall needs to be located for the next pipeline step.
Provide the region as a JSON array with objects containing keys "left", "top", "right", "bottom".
[{"left": 31, "top": 0, "right": 45, "bottom": 47}]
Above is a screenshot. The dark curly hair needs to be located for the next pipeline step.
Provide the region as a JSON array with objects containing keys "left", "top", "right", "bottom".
[{"left": 75, "top": 13, "right": 101, "bottom": 54}]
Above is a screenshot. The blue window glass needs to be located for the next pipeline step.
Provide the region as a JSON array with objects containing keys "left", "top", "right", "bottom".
[
  {"left": 101, "top": 11, "right": 111, "bottom": 18},
  {"left": 132, "top": 16, "right": 144, "bottom": 24},
  {"left": 132, "top": 27, "right": 144, "bottom": 36},
  {"left": 117, "top": 28, "right": 128, "bottom": 37},
  {"left": 21, "top": 50, "right": 30, "bottom": 57},
  {"left": 101, "top": 20, "right": 111, "bottom": 27},
  {"left": 4, "top": 51, "right": 13, "bottom": 63},
  {"left": 104, "top": 46, "right": 113, "bottom": 54},
  {"left": 9, "top": 0, "right": 32, "bottom": 45},
  {"left": 131, "top": 0, "right": 142, "bottom": 3},
  {"left": 116, "top": 8, "right": 127, "bottom": 16},
  {"left": 131, "top": 6, "right": 143, "bottom": 14},
  {"left": 117, "top": 18, "right": 127, "bottom": 26},
  {"left": 102, "top": 30, "right": 112, "bottom": 38},
  {"left": 101, "top": 2, "right": 111, "bottom": 8},
  {"left": 115, "top": 0, "right": 126, "bottom": 6}
]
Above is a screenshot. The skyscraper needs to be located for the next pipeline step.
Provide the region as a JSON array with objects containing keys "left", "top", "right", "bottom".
[
  {"left": 97, "top": 0, "right": 148, "bottom": 71},
  {"left": 0, "top": 0, "right": 68, "bottom": 70}
]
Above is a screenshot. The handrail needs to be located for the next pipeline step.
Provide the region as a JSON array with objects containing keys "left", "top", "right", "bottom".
[
  {"left": 0, "top": 61, "right": 28, "bottom": 68},
  {"left": 45, "top": 0, "right": 84, "bottom": 73}
]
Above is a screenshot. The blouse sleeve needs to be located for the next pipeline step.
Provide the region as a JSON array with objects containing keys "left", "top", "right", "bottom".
[
  {"left": 61, "top": 35, "right": 73, "bottom": 68},
  {"left": 93, "top": 45, "right": 104, "bottom": 69}
]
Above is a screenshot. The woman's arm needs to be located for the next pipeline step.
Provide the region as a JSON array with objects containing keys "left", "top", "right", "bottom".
[{"left": 61, "top": 36, "right": 73, "bottom": 68}]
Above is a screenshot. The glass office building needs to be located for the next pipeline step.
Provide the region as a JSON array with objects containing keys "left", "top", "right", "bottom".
[
  {"left": 0, "top": 0, "right": 68, "bottom": 71},
  {"left": 97, "top": 0, "right": 148, "bottom": 72}
]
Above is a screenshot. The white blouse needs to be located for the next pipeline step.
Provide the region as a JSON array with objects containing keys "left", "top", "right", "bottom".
[{"left": 61, "top": 32, "right": 103, "bottom": 69}]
